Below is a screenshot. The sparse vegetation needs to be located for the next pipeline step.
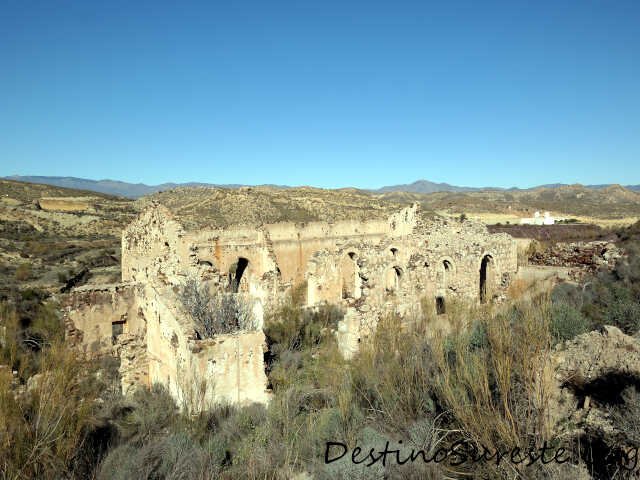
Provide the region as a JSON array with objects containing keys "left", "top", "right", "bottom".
[
  {"left": 550, "top": 301, "right": 590, "bottom": 343},
  {"left": 382, "top": 184, "right": 640, "bottom": 220},
  {"left": 547, "top": 231, "right": 640, "bottom": 336}
]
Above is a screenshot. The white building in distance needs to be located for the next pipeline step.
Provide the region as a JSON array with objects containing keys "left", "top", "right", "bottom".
[{"left": 520, "top": 211, "right": 555, "bottom": 225}]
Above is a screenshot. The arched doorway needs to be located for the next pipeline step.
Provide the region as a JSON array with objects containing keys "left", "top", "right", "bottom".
[
  {"left": 479, "top": 254, "right": 494, "bottom": 304},
  {"left": 229, "top": 257, "right": 249, "bottom": 293}
]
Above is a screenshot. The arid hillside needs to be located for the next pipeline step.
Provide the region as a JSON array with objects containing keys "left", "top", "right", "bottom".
[
  {"left": 0, "top": 180, "right": 136, "bottom": 297},
  {"left": 136, "top": 185, "right": 418, "bottom": 229},
  {"left": 380, "top": 184, "right": 640, "bottom": 222},
  {"left": 139, "top": 183, "right": 640, "bottom": 231}
]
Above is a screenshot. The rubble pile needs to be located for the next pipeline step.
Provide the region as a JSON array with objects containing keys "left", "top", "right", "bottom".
[{"left": 530, "top": 241, "right": 623, "bottom": 280}]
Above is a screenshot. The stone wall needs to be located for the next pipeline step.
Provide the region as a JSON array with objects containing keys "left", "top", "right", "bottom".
[
  {"left": 63, "top": 283, "right": 144, "bottom": 354},
  {"left": 63, "top": 282, "right": 152, "bottom": 395},
  {"left": 138, "top": 284, "right": 270, "bottom": 410},
  {"left": 121, "top": 203, "right": 415, "bottom": 295},
  {"left": 38, "top": 197, "right": 95, "bottom": 213},
  {"left": 188, "top": 330, "right": 270, "bottom": 408},
  {"left": 64, "top": 280, "right": 271, "bottom": 410}
]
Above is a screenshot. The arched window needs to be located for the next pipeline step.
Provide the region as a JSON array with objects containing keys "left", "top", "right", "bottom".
[
  {"left": 436, "top": 296, "right": 446, "bottom": 315},
  {"left": 440, "top": 259, "right": 453, "bottom": 290}
]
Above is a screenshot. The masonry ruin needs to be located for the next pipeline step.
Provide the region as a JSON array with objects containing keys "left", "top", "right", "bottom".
[{"left": 63, "top": 202, "right": 518, "bottom": 410}]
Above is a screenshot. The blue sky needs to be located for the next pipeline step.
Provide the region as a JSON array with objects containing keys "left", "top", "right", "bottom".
[{"left": 1, "top": 0, "right": 639, "bottom": 188}]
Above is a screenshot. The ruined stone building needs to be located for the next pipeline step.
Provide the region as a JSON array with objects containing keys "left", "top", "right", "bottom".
[{"left": 64, "top": 202, "right": 518, "bottom": 410}]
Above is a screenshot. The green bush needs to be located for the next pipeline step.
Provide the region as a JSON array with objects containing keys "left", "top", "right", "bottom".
[
  {"left": 550, "top": 302, "right": 590, "bottom": 343},
  {"left": 265, "top": 302, "right": 343, "bottom": 353},
  {"left": 0, "top": 300, "right": 64, "bottom": 379},
  {"left": 113, "top": 384, "right": 178, "bottom": 446},
  {"left": 601, "top": 297, "right": 640, "bottom": 334},
  {"left": 15, "top": 262, "right": 32, "bottom": 281},
  {"left": 98, "top": 433, "right": 211, "bottom": 480},
  {"left": 583, "top": 279, "right": 640, "bottom": 334},
  {"left": 468, "top": 319, "right": 489, "bottom": 350},
  {"left": 551, "top": 242, "right": 640, "bottom": 336}
]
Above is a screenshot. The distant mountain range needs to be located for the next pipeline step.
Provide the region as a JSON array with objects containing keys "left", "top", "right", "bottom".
[
  {"left": 373, "top": 179, "right": 483, "bottom": 193},
  {"left": 371, "top": 179, "right": 526, "bottom": 193},
  {"left": 372, "top": 179, "right": 640, "bottom": 194},
  {"left": 4, "top": 175, "right": 640, "bottom": 198}
]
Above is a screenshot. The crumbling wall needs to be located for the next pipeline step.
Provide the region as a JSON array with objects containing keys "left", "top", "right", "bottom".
[
  {"left": 63, "top": 282, "right": 151, "bottom": 395},
  {"left": 63, "top": 283, "right": 144, "bottom": 354},
  {"left": 189, "top": 330, "right": 270, "bottom": 407},
  {"left": 117, "top": 332, "right": 149, "bottom": 395},
  {"left": 265, "top": 220, "right": 390, "bottom": 284},
  {"left": 136, "top": 284, "right": 193, "bottom": 403},
  {"left": 529, "top": 240, "right": 622, "bottom": 281},
  {"left": 121, "top": 203, "right": 189, "bottom": 285},
  {"left": 186, "top": 227, "right": 279, "bottom": 302},
  {"left": 140, "top": 284, "right": 270, "bottom": 410}
]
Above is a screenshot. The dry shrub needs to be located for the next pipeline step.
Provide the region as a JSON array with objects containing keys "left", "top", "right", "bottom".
[
  {"left": 0, "top": 342, "right": 100, "bottom": 479},
  {"left": 179, "top": 277, "right": 257, "bottom": 337},
  {"left": 430, "top": 295, "right": 555, "bottom": 475},
  {"left": 350, "top": 314, "right": 437, "bottom": 432},
  {"left": 0, "top": 302, "right": 20, "bottom": 371},
  {"left": 507, "top": 277, "right": 529, "bottom": 298},
  {"left": 14, "top": 263, "right": 32, "bottom": 282}
]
